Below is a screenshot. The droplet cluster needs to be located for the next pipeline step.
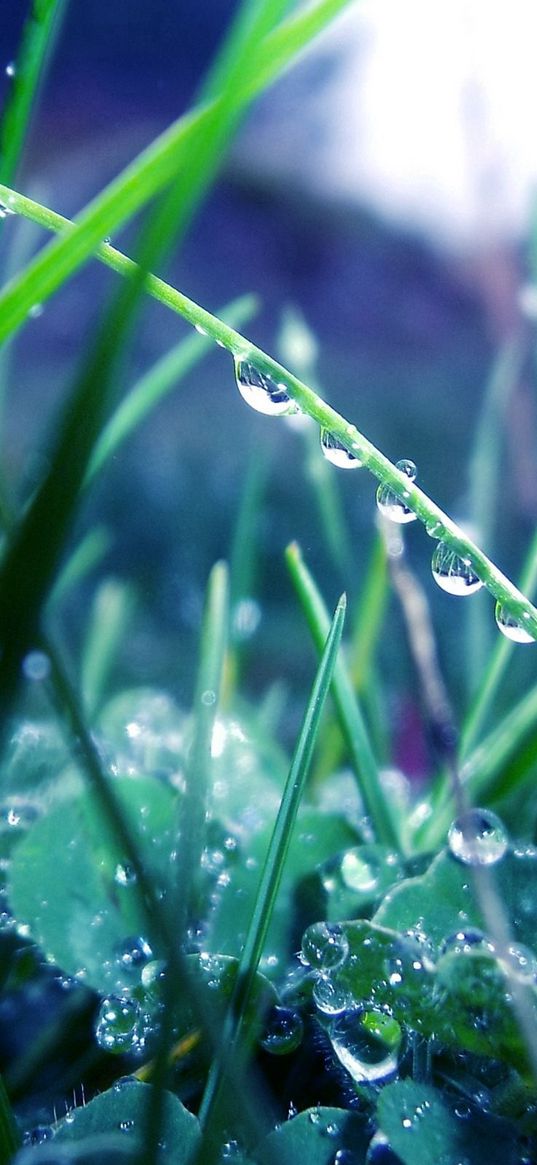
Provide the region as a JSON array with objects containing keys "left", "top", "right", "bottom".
[{"left": 232, "top": 355, "right": 537, "bottom": 645}]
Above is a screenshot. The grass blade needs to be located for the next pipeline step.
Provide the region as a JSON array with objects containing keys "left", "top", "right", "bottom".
[
  {"left": 461, "top": 526, "right": 537, "bottom": 757},
  {"left": 285, "top": 541, "right": 400, "bottom": 850},
  {"left": 465, "top": 339, "right": 526, "bottom": 691},
  {"left": 176, "top": 561, "right": 229, "bottom": 938},
  {"left": 81, "top": 579, "right": 136, "bottom": 719},
  {"left": 0, "top": 0, "right": 68, "bottom": 187},
  {"left": 196, "top": 593, "right": 347, "bottom": 1152},
  {"left": 0, "top": 0, "right": 355, "bottom": 347},
  {"left": 48, "top": 526, "right": 111, "bottom": 607}
]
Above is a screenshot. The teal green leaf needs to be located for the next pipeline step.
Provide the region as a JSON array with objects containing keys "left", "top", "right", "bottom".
[
  {"left": 206, "top": 808, "right": 359, "bottom": 975},
  {"left": 374, "top": 847, "right": 537, "bottom": 953},
  {"left": 258, "top": 1107, "right": 367, "bottom": 1165},
  {"left": 54, "top": 1079, "right": 200, "bottom": 1164},
  {"left": 376, "top": 1079, "right": 519, "bottom": 1165},
  {"left": 7, "top": 777, "right": 177, "bottom": 995}
]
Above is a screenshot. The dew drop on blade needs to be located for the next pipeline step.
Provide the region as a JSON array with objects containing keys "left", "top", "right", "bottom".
[
  {"left": 376, "top": 484, "right": 417, "bottom": 524},
  {"left": 431, "top": 541, "right": 483, "bottom": 596},
  {"left": 320, "top": 428, "right": 362, "bottom": 468},
  {"left": 448, "top": 808, "right": 509, "bottom": 866},
  {"left": 300, "top": 921, "right": 349, "bottom": 971},
  {"left": 234, "top": 357, "right": 298, "bottom": 416},
  {"left": 495, "top": 601, "right": 537, "bottom": 644},
  {"left": 376, "top": 459, "right": 417, "bottom": 523},
  {"left": 260, "top": 1005, "right": 304, "bottom": 1055}
]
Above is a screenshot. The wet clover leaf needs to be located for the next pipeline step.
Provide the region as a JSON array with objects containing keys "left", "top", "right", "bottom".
[
  {"left": 7, "top": 777, "right": 177, "bottom": 995},
  {"left": 258, "top": 1106, "right": 368, "bottom": 1165},
  {"left": 376, "top": 1079, "right": 519, "bottom": 1165},
  {"left": 374, "top": 846, "right": 537, "bottom": 953},
  {"left": 53, "top": 1079, "right": 200, "bottom": 1164}
]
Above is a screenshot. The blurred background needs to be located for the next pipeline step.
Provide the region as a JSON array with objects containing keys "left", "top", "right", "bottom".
[{"left": 1, "top": 0, "right": 537, "bottom": 771}]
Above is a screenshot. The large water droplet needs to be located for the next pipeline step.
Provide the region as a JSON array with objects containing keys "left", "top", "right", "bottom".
[
  {"left": 431, "top": 542, "right": 483, "bottom": 596},
  {"left": 313, "top": 974, "right": 352, "bottom": 1016},
  {"left": 260, "top": 1005, "right": 304, "bottom": 1055},
  {"left": 329, "top": 1006, "right": 401, "bottom": 1084},
  {"left": 495, "top": 602, "right": 536, "bottom": 644},
  {"left": 448, "top": 808, "right": 509, "bottom": 866},
  {"left": 22, "top": 650, "right": 51, "bottom": 681},
  {"left": 301, "top": 922, "right": 350, "bottom": 971},
  {"left": 95, "top": 996, "right": 140, "bottom": 1052},
  {"left": 320, "top": 428, "right": 362, "bottom": 469},
  {"left": 439, "top": 928, "right": 494, "bottom": 958},
  {"left": 234, "top": 358, "right": 298, "bottom": 416},
  {"left": 5, "top": 62, "right": 16, "bottom": 78},
  {"left": 376, "top": 460, "right": 418, "bottom": 524},
  {"left": 117, "top": 935, "right": 153, "bottom": 973}
]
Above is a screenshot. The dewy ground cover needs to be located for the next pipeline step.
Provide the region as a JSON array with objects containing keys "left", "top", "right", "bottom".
[{"left": 0, "top": 3, "right": 537, "bottom": 1164}]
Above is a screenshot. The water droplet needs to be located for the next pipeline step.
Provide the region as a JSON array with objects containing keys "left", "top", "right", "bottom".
[
  {"left": 440, "top": 928, "right": 494, "bottom": 958},
  {"left": 5, "top": 62, "right": 15, "bottom": 78},
  {"left": 260, "top": 1005, "right": 304, "bottom": 1055},
  {"left": 22, "top": 650, "right": 50, "bottom": 681},
  {"left": 201, "top": 689, "right": 216, "bottom": 706},
  {"left": 504, "top": 942, "right": 537, "bottom": 983},
  {"left": 431, "top": 542, "right": 483, "bottom": 596},
  {"left": 95, "top": 996, "right": 140, "bottom": 1052},
  {"left": 448, "top": 808, "right": 509, "bottom": 866},
  {"left": 366, "top": 1133, "right": 401, "bottom": 1164},
  {"left": 28, "top": 303, "right": 44, "bottom": 320},
  {"left": 115, "top": 862, "right": 136, "bottom": 886},
  {"left": 119, "top": 1119, "right": 135, "bottom": 1132},
  {"left": 195, "top": 323, "right": 208, "bottom": 336},
  {"left": 333, "top": 1151, "right": 361, "bottom": 1165},
  {"left": 0, "top": 199, "right": 16, "bottom": 219},
  {"left": 313, "top": 974, "right": 352, "bottom": 1016},
  {"left": 117, "top": 935, "right": 153, "bottom": 972},
  {"left": 376, "top": 460, "right": 418, "bottom": 524},
  {"left": 234, "top": 357, "right": 298, "bottom": 416},
  {"left": 328, "top": 1006, "right": 401, "bottom": 1084},
  {"left": 495, "top": 602, "right": 536, "bottom": 644},
  {"left": 23, "top": 1126, "right": 54, "bottom": 1145},
  {"left": 301, "top": 922, "right": 350, "bottom": 971},
  {"left": 320, "top": 428, "right": 362, "bottom": 469}
]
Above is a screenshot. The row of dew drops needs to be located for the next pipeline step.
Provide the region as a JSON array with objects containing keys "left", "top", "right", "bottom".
[{"left": 234, "top": 356, "right": 536, "bottom": 644}]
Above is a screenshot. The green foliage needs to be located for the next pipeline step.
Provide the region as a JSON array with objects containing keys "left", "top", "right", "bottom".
[{"left": 1, "top": 0, "right": 537, "bottom": 1162}]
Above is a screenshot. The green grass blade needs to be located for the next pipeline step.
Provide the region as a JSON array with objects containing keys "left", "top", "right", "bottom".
[
  {"left": 4, "top": 182, "right": 537, "bottom": 643},
  {"left": 461, "top": 526, "right": 537, "bottom": 757},
  {"left": 0, "top": 0, "right": 68, "bottom": 187},
  {"left": 48, "top": 526, "right": 111, "bottom": 607},
  {"left": 465, "top": 339, "right": 525, "bottom": 691},
  {"left": 313, "top": 531, "right": 389, "bottom": 781},
  {"left": 0, "top": 1073, "right": 20, "bottom": 1164},
  {"left": 197, "top": 592, "right": 346, "bottom": 1141},
  {"left": 87, "top": 293, "right": 257, "bottom": 484},
  {"left": 81, "top": 579, "right": 136, "bottom": 719},
  {"left": 285, "top": 541, "right": 400, "bottom": 850},
  {"left": 0, "top": 0, "right": 355, "bottom": 347},
  {"left": 176, "top": 561, "right": 229, "bottom": 939},
  {"left": 198, "top": 0, "right": 290, "bottom": 103}
]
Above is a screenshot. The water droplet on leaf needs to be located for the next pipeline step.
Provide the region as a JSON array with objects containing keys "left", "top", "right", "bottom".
[
  {"left": 320, "top": 428, "right": 362, "bottom": 469},
  {"left": 328, "top": 1006, "right": 401, "bottom": 1084},
  {"left": 234, "top": 357, "right": 298, "bottom": 416},
  {"left": 301, "top": 922, "right": 350, "bottom": 971},
  {"left": 376, "top": 460, "right": 417, "bottom": 524},
  {"left": 22, "top": 650, "right": 51, "bottom": 681},
  {"left": 495, "top": 602, "right": 536, "bottom": 643},
  {"left": 431, "top": 542, "right": 482, "bottom": 596},
  {"left": 95, "top": 996, "right": 140, "bottom": 1053},
  {"left": 448, "top": 808, "right": 509, "bottom": 866},
  {"left": 260, "top": 1005, "right": 304, "bottom": 1055}
]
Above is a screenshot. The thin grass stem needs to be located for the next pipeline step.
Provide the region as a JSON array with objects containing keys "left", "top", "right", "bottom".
[
  {"left": 286, "top": 542, "right": 400, "bottom": 850},
  {"left": 196, "top": 594, "right": 346, "bottom": 1159}
]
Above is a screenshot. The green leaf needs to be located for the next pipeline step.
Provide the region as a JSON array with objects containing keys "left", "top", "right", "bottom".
[
  {"left": 258, "top": 1107, "right": 368, "bottom": 1165},
  {"left": 375, "top": 847, "right": 537, "bottom": 953},
  {"left": 376, "top": 1079, "right": 519, "bottom": 1165},
  {"left": 54, "top": 1079, "right": 200, "bottom": 1165},
  {"left": 7, "top": 777, "right": 177, "bottom": 994}
]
